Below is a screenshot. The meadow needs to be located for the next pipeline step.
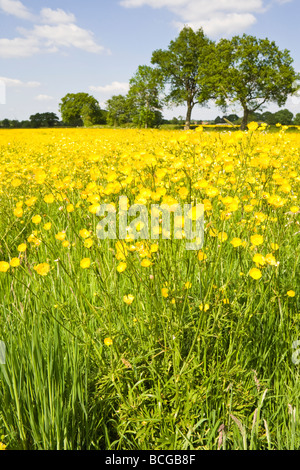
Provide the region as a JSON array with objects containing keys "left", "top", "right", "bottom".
[{"left": 0, "top": 125, "right": 299, "bottom": 450}]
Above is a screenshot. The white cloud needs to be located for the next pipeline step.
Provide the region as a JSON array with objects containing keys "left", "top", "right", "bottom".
[
  {"left": 0, "top": 76, "right": 40, "bottom": 87},
  {"left": 21, "top": 23, "right": 106, "bottom": 54},
  {"left": 120, "top": 0, "right": 268, "bottom": 36},
  {"left": 40, "top": 8, "right": 76, "bottom": 24},
  {"left": 0, "top": 4, "right": 108, "bottom": 57},
  {"left": 0, "top": 0, "right": 33, "bottom": 20},
  {"left": 34, "top": 94, "right": 54, "bottom": 101},
  {"left": 0, "top": 36, "right": 40, "bottom": 57},
  {"left": 90, "top": 81, "right": 130, "bottom": 94}
]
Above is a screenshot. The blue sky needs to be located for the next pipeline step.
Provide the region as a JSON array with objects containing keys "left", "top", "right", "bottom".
[{"left": 0, "top": 0, "right": 299, "bottom": 121}]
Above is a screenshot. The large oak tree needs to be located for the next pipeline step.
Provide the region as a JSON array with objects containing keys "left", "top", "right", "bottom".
[
  {"left": 151, "top": 26, "right": 213, "bottom": 129},
  {"left": 204, "top": 34, "right": 300, "bottom": 130}
]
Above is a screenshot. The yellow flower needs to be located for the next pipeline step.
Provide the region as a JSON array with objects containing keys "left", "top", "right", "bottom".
[
  {"left": 80, "top": 258, "right": 91, "bottom": 269},
  {"left": 248, "top": 121, "right": 259, "bottom": 131},
  {"left": 79, "top": 229, "right": 90, "bottom": 239},
  {"left": 230, "top": 238, "right": 242, "bottom": 247},
  {"left": 249, "top": 268, "right": 262, "bottom": 280},
  {"left": 185, "top": 282, "right": 192, "bottom": 289},
  {"left": 0, "top": 442, "right": 7, "bottom": 450},
  {"left": 123, "top": 294, "right": 135, "bottom": 305},
  {"left": 0, "top": 261, "right": 10, "bottom": 273},
  {"left": 104, "top": 337, "right": 113, "bottom": 346},
  {"left": 253, "top": 253, "right": 266, "bottom": 267},
  {"left": 198, "top": 250, "right": 207, "bottom": 261},
  {"left": 270, "top": 243, "right": 279, "bottom": 251},
  {"left": 44, "top": 194, "right": 55, "bottom": 204},
  {"left": 141, "top": 259, "right": 152, "bottom": 267},
  {"left": 55, "top": 232, "right": 66, "bottom": 241},
  {"left": 117, "top": 262, "right": 127, "bottom": 273},
  {"left": 150, "top": 243, "right": 159, "bottom": 253},
  {"left": 14, "top": 207, "right": 23, "bottom": 218},
  {"left": 32, "top": 215, "right": 42, "bottom": 224},
  {"left": 43, "top": 222, "right": 52, "bottom": 231},
  {"left": 250, "top": 234, "right": 264, "bottom": 246},
  {"left": 33, "top": 263, "right": 50, "bottom": 276},
  {"left": 218, "top": 231, "right": 228, "bottom": 242},
  {"left": 161, "top": 288, "right": 169, "bottom": 298},
  {"left": 199, "top": 303, "right": 210, "bottom": 311},
  {"left": 290, "top": 206, "right": 299, "bottom": 213},
  {"left": 67, "top": 204, "right": 74, "bottom": 213},
  {"left": 62, "top": 240, "right": 70, "bottom": 248},
  {"left": 18, "top": 243, "right": 27, "bottom": 252},
  {"left": 10, "top": 258, "right": 20, "bottom": 267},
  {"left": 84, "top": 238, "right": 94, "bottom": 248},
  {"left": 287, "top": 290, "right": 295, "bottom": 297},
  {"left": 265, "top": 253, "right": 277, "bottom": 266}
]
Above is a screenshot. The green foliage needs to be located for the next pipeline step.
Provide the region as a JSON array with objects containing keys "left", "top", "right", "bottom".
[
  {"left": 29, "top": 112, "right": 60, "bottom": 128},
  {"left": 204, "top": 34, "right": 300, "bottom": 129},
  {"left": 106, "top": 94, "right": 131, "bottom": 127},
  {"left": 59, "top": 93, "right": 105, "bottom": 127},
  {"left": 151, "top": 26, "right": 213, "bottom": 129},
  {"left": 127, "top": 65, "right": 163, "bottom": 128},
  {"left": 294, "top": 113, "right": 300, "bottom": 126}
]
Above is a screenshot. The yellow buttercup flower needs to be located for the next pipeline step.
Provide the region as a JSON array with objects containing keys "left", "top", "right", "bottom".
[
  {"left": 250, "top": 234, "right": 264, "bottom": 246},
  {"left": 117, "top": 262, "right": 127, "bottom": 273},
  {"left": 33, "top": 263, "right": 50, "bottom": 276},
  {"left": 161, "top": 288, "right": 169, "bottom": 298},
  {"left": 123, "top": 294, "right": 135, "bottom": 305},
  {"left": 249, "top": 268, "right": 262, "bottom": 280},
  {"left": 32, "top": 215, "right": 42, "bottom": 224},
  {"left": 10, "top": 258, "right": 20, "bottom": 267},
  {"left": 18, "top": 243, "right": 27, "bottom": 252},
  {"left": 104, "top": 337, "right": 113, "bottom": 346},
  {"left": 80, "top": 258, "right": 91, "bottom": 269},
  {"left": 0, "top": 262, "right": 10, "bottom": 273},
  {"left": 287, "top": 290, "right": 295, "bottom": 297}
]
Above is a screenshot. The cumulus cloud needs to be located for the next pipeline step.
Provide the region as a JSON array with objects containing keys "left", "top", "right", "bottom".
[
  {"left": 0, "top": 0, "right": 34, "bottom": 20},
  {"left": 120, "top": 0, "right": 271, "bottom": 36},
  {"left": 34, "top": 94, "right": 54, "bottom": 101},
  {"left": 0, "top": 76, "right": 40, "bottom": 87},
  {"left": 90, "top": 81, "right": 130, "bottom": 94},
  {"left": 40, "top": 7, "right": 76, "bottom": 24},
  {"left": 0, "top": 3, "right": 108, "bottom": 57}
]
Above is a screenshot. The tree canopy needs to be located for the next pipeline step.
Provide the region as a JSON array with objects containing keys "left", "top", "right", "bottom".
[
  {"left": 203, "top": 34, "right": 300, "bottom": 129},
  {"left": 59, "top": 93, "right": 105, "bottom": 127},
  {"left": 127, "top": 65, "right": 163, "bottom": 128},
  {"left": 151, "top": 26, "right": 213, "bottom": 129}
]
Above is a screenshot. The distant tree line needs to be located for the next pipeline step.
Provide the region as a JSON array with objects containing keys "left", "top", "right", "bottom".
[
  {"left": 0, "top": 113, "right": 63, "bottom": 129},
  {"left": 214, "top": 109, "right": 300, "bottom": 126}
]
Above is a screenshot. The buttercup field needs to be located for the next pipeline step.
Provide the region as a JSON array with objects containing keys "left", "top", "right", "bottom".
[
  {"left": 0, "top": 0, "right": 300, "bottom": 454},
  {"left": 0, "top": 125, "right": 299, "bottom": 449}
]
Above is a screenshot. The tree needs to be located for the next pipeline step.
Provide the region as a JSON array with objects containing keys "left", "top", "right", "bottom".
[
  {"left": 127, "top": 65, "right": 163, "bottom": 128},
  {"left": 151, "top": 26, "right": 213, "bottom": 130},
  {"left": 29, "top": 112, "right": 59, "bottom": 128},
  {"left": 206, "top": 34, "right": 300, "bottom": 130},
  {"left": 106, "top": 94, "right": 131, "bottom": 127},
  {"left": 294, "top": 113, "right": 300, "bottom": 126},
  {"left": 59, "top": 93, "right": 103, "bottom": 127},
  {"left": 273, "top": 109, "right": 294, "bottom": 125}
]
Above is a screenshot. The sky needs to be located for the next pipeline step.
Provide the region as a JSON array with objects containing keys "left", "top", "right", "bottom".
[{"left": 0, "top": 0, "right": 299, "bottom": 122}]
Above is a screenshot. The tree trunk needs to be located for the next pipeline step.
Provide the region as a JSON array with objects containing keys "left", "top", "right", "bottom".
[
  {"left": 240, "top": 108, "right": 249, "bottom": 131},
  {"left": 184, "top": 103, "right": 192, "bottom": 130}
]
